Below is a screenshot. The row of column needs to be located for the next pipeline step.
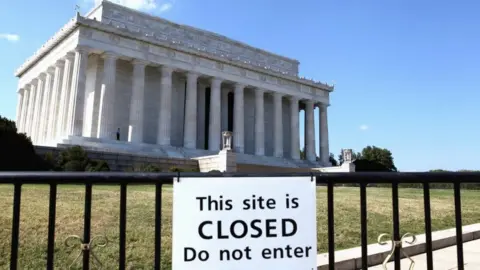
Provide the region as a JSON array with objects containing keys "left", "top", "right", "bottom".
[
  {"left": 95, "top": 53, "right": 316, "bottom": 161},
  {"left": 304, "top": 101, "right": 330, "bottom": 164},
  {"left": 180, "top": 76, "right": 328, "bottom": 163},
  {"left": 15, "top": 46, "right": 329, "bottom": 163},
  {"left": 16, "top": 47, "right": 107, "bottom": 145},
  {"left": 17, "top": 51, "right": 80, "bottom": 145}
]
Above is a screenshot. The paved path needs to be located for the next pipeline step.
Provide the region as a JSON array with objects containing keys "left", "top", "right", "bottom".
[{"left": 370, "top": 239, "right": 480, "bottom": 269}]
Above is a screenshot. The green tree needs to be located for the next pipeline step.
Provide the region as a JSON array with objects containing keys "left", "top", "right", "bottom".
[
  {"left": 0, "top": 116, "right": 51, "bottom": 171},
  {"left": 359, "top": 145, "right": 397, "bottom": 172},
  {"left": 337, "top": 146, "right": 397, "bottom": 172},
  {"left": 329, "top": 153, "right": 338, "bottom": 166},
  {"left": 300, "top": 147, "right": 306, "bottom": 160},
  {"left": 302, "top": 147, "right": 336, "bottom": 165}
]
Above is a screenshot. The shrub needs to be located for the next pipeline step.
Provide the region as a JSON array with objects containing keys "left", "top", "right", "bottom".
[
  {"left": 169, "top": 166, "right": 200, "bottom": 172},
  {"left": 43, "top": 152, "right": 62, "bottom": 171},
  {"left": 169, "top": 166, "right": 183, "bottom": 172},
  {"left": 189, "top": 167, "right": 200, "bottom": 173},
  {"left": 63, "top": 160, "right": 86, "bottom": 171},
  {"left": 130, "top": 163, "right": 162, "bottom": 172},
  {"left": 86, "top": 160, "right": 110, "bottom": 172},
  {"left": 57, "top": 146, "right": 90, "bottom": 171},
  {"left": 57, "top": 146, "right": 110, "bottom": 172}
]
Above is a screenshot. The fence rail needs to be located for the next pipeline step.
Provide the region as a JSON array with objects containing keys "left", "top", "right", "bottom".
[{"left": 1, "top": 171, "right": 479, "bottom": 270}]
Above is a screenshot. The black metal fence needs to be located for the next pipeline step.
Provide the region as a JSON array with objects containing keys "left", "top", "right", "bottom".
[{"left": 1, "top": 171, "right": 479, "bottom": 270}]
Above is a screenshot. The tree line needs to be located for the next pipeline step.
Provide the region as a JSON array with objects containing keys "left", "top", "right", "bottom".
[
  {"left": 1, "top": 115, "right": 478, "bottom": 174},
  {"left": 301, "top": 145, "right": 397, "bottom": 172}
]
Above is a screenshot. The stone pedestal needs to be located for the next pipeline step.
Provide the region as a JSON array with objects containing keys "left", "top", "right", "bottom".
[
  {"left": 218, "top": 149, "right": 237, "bottom": 173},
  {"left": 194, "top": 149, "right": 237, "bottom": 173}
]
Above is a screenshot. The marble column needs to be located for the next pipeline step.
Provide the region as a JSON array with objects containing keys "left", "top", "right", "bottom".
[
  {"left": 305, "top": 100, "right": 316, "bottom": 162},
  {"left": 273, "top": 92, "right": 283, "bottom": 157},
  {"left": 197, "top": 84, "right": 206, "bottom": 148},
  {"left": 255, "top": 88, "right": 265, "bottom": 156},
  {"left": 19, "top": 86, "right": 30, "bottom": 133},
  {"left": 233, "top": 83, "right": 245, "bottom": 153},
  {"left": 157, "top": 66, "right": 173, "bottom": 145},
  {"left": 183, "top": 71, "right": 199, "bottom": 148},
  {"left": 48, "top": 61, "right": 64, "bottom": 141},
  {"left": 208, "top": 77, "right": 222, "bottom": 151},
  {"left": 25, "top": 82, "right": 36, "bottom": 136},
  {"left": 31, "top": 75, "right": 45, "bottom": 143},
  {"left": 15, "top": 88, "right": 24, "bottom": 132},
  {"left": 83, "top": 55, "right": 100, "bottom": 137},
  {"left": 67, "top": 47, "right": 89, "bottom": 137},
  {"left": 57, "top": 53, "right": 75, "bottom": 138},
  {"left": 319, "top": 103, "right": 330, "bottom": 165},
  {"left": 128, "top": 60, "right": 147, "bottom": 143},
  {"left": 290, "top": 96, "right": 300, "bottom": 160},
  {"left": 38, "top": 69, "right": 54, "bottom": 144},
  {"left": 97, "top": 52, "right": 117, "bottom": 139}
]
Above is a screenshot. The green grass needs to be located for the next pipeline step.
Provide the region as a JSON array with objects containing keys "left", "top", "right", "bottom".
[{"left": 0, "top": 185, "right": 478, "bottom": 269}]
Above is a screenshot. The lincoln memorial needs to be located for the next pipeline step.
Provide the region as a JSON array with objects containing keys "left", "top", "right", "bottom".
[{"left": 14, "top": 0, "right": 334, "bottom": 170}]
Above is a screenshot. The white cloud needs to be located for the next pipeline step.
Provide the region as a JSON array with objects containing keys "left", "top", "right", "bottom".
[
  {"left": 159, "top": 2, "right": 172, "bottom": 12},
  {"left": 0, "top": 33, "right": 20, "bottom": 42},
  {"left": 359, "top": 125, "right": 369, "bottom": 131},
  {"left": 89, "top": 0, "right": 174, "bottom": 12}
]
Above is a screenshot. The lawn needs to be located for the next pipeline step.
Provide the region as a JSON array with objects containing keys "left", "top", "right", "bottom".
[{"left": 0, "top": 185, "right": 478, "bottom": 269}]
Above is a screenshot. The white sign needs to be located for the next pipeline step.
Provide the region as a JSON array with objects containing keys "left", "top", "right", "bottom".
[{"left": 172, "top": 177, "right": 317, "bottom": 270}]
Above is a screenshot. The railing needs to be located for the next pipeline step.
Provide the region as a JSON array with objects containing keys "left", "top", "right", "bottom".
[{"left": 1, "top": 171, "right": 479, "bottom": 270}]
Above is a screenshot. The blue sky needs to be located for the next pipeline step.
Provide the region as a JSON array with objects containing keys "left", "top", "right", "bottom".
[{"left": 1, "top": 0, "right": 479, "bottom": 171}]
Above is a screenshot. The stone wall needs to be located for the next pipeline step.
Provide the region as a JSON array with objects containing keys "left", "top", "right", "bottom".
[
  {"left": 35, "top": 146, "right": 199, "bottom": 172},
  {"left": 237, "top": 164, "right": 312, "bottom": 173},
  {"left": 194, "top": 155, "right": 220, "bottom": 172}
]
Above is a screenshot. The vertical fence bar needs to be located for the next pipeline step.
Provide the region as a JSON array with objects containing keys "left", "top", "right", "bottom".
[
  {"left": 392, "top": 181, "right": 401, "bottom": 270},
  {"left": 119, "top": 184, "right": 127, "bottom": 269},
  {"left": 83, "top": 183, "right": 93, "bottom": 270},
  {"left": 10, "top": 183, "right": 22, "bottom": 270},
  {"left": 360, "top": 183, "right": 368, "bottom": 270},
  {"left": 423, "top": 182, "right": 433, "bottom": 270},
  {"left": 454, "top": 182, "right": 464, "bottom": 270},
  {"left": 327, "top": 180, "right": 335, "bottom": 270},
  {"left": 154, "top": 183, "right": 162, "bottom": 270},
  {"left": 46, "top": 184, "right": 58, "bottom": 270}
]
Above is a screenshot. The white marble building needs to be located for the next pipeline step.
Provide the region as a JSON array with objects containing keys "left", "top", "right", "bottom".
[{"left": 14, "top": 0, "right": 333, "bottom": 168}]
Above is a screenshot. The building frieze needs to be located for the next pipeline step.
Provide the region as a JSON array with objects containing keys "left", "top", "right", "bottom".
[
  {"left": 80, "top": 25, "right": 330, "bottom": 102},
  {"left": 99, "top": 1, "right": 300, "bottom": 77}
]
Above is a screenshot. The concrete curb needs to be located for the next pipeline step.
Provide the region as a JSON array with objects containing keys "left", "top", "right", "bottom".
[{"left": 316, "top": 223, "right": 480, "bottom": 270}]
